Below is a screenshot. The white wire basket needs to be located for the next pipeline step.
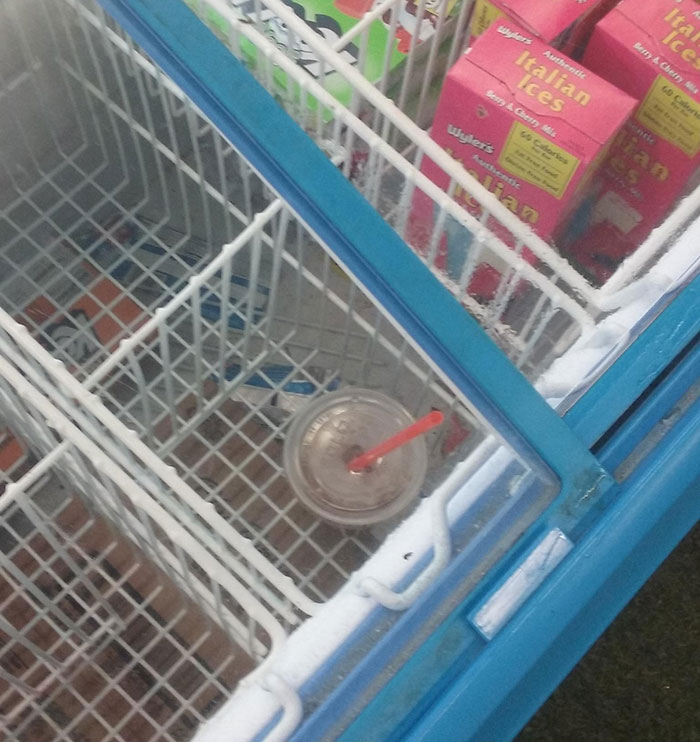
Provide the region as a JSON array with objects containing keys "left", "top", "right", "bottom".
[
  {"left": 0, "top": 0, "right": 563, "bottom": 738},
  {"left": 183, "top": 0, "right": 700, "bottom": 379},
  {"left": 0, "top": 426, "right": 249, "bottom": 740},
  {"left": 0, "top": 0, "right": 698, "bottom": 740}
]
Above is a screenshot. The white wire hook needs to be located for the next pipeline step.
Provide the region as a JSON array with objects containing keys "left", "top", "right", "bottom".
[{"left": 260, "top": 673, "right": 304, "bottom": 742}]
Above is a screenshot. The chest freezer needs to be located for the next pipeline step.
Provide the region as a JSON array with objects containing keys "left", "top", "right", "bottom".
[{"left": 0, "top": 0, "right": 697, "bottom": 740}]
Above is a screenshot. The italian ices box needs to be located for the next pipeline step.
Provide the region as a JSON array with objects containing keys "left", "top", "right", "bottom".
[
  {"left": 414, "top": 22, "right": 635, "bottom": 297},
  {"left": 563, "top": 0, "right": 700, "bottom": 283},
  {"left": 467, "top": 0, "right": 618, "bottom": 57}
]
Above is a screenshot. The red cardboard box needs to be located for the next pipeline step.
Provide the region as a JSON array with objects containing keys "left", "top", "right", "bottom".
[
  {"left": 563, "top": 0, "right": 700, "bottom": 283},
  {"left": 467, "top": 0, "right": 619, "bottom": 58},
  {"left": 413, "top": 22, "right": 635, "bottom": 298}
]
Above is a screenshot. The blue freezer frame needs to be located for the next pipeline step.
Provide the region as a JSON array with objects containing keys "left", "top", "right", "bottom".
[{"left": 90, "top": 2, "right": 700, "bottom": 739}]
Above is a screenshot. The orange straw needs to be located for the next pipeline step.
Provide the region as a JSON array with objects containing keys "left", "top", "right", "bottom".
[{"left": 347, "top": 410, "right": 445, "bottom": 472}]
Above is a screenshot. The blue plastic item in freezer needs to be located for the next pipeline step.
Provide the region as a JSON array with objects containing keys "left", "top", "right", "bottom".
[{"left": 76, "top": 216, "right": 270, "bottom": 328}]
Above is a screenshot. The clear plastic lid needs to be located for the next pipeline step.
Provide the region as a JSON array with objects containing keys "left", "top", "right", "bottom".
[{"left": 283, "top": 388, "right": 428, "bottom": 526}]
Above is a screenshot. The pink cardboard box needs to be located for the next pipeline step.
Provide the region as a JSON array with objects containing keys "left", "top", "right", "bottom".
[
  {"left": 563, "top": 0, "right": 700, "bottom": 284},
  {"left": 413, "top": 22, "right": 635, "bottom": 298},
  {"left": 467, "top": 0, "right": 619, "bottom": 58}
]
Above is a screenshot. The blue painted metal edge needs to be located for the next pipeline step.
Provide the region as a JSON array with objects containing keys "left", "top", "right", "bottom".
[
  {"left": 284, "top": 464, "right": 553, "bottom": 742},
  {"left": 300, "top": 301, "right": 699, "bottom": 741},
  {"left": 597, "top": 336, "right": 699, "bottom": 473},
  {"left": 97, "top": 0, "right": 609, "bottom": 499},
  {"left": 396, "top": 396, "right": 700, "bottom": 742},
  {"left": 564, "top": 271, "right": 700, "bottom": 447}
]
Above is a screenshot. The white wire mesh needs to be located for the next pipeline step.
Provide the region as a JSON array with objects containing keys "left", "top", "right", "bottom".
[
  {"left": 0, "top": 0, "right": 534, "bottom": 616},
  {"left": 0, "top": 0, "right": 272, "bottom": 380},
  {"left": 0, "top": 0, "right": 566, "bottom": 727},
  {"left": 180, "top": 0, "right": 700, "bottom": 376},
  {"left": 0, "top": 435, "right": 255, "bottom": 740},
  {"left": 40, "top": 0, "right": 585, "bottom": 382},
  {"left": 0, "top": 2, "right": 498, "bottom": 742},
  {"left": 0, "top": 308, "right": 309, "bottom": 630}
]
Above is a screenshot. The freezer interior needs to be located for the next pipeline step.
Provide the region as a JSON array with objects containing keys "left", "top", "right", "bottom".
[{"left": 0, "top": 0, "right": 698, "bottom": 740}]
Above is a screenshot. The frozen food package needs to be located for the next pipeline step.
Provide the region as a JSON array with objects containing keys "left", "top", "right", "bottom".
[
  {"left": 412, "top": 22, "right": 636, "bottom": 298},
  {"left": 562, "top": 0, "right": 700, "bottom": 283}
]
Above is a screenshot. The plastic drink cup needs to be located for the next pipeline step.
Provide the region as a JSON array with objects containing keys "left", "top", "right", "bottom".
[{"left": 283, "top": 388, "right": 429, "bottom": 526}]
